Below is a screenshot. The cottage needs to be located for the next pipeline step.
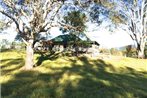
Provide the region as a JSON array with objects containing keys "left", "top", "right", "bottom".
[{"left": 34, "top": 34, "right": 100, "bottom": 56}]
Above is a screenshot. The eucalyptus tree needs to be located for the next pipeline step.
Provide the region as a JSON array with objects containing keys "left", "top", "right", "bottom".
[
  {"left": 110, "top": 0, "right": 147, "bottom": 58},
  {"left": 0, "top": 0, "right": 66, "bottom": 69}
]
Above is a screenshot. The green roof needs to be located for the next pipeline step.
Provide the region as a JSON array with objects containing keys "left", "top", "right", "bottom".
[
  {"left": 51, "top": 34, "right": 100, "bottom": 46},
  {"left": 51, "top": 34, "right": 81, "bottom": 43}
]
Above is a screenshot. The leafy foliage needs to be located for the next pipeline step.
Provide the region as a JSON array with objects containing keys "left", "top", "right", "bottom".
[
  {"left": 110, "top": 48, "right": 123, "bottom": 56},
  {"left": 125, "top": 45, "right": 137, "bottom": 57},
  {"left": 61, "top": 11, "right": 87, "bottom": 34}
]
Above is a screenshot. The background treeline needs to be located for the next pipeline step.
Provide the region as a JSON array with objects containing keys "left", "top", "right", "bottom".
[{"left": 100, "top": 44, "right": 147, "bottom": 58}]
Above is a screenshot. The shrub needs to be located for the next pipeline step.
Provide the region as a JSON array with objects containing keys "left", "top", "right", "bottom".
[
  {"left": 110, "top": 48, "right": 123, "bottom": 56},
  {"left": 125, "top": 45, "right": 137, "bottom": 58},
  {"left": 99, "top": 48, "right": 110, "bottom": 54}
]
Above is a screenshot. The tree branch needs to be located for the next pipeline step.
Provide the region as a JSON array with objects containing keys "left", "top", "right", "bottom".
[
  {"left": 3, "top": 0, "right": 16, "bottom": 9},
  {"left": 38, "top": 1, "right": 64, "bottom": 33},
  {"left": 58, "top": 22, "right": 82, "bottom": 31},
  {"left": 22, "top": 38, "right": 28, "bottom": 45},
  {"left": 0, "top": 10, "right": 22, "bottom": 34}
]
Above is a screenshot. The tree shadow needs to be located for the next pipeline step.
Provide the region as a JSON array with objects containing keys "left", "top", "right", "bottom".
[
  {"left": 1, "top": 58, "right": 24, "bottom": 75},
  {"left": 0, "top": 49, "right": 12, "bottom": 52},
  {"left": 1, "top": 56, "right": 147, "bottom": 98},
  {"left": 35, "top": 52, "right": 60, "bottom": 66}
]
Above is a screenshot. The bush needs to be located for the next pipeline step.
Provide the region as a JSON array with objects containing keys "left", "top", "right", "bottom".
[
  {"left": 99, "top": 48, "right": 110, "bottom": 54},
  {"left": 11, "top": 41, "right": 26, "bottom": 50},
  {"left": 125, "top": 45, "right": 137, "bottom": 58},
  {"left": 110, "top": 48, "right": 123, "bottom": 56}
]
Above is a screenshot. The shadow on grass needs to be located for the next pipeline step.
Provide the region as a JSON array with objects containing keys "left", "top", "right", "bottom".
[
  {"left": 0, "top": 49, "right": 12, "bottom": 52},
  {"left": 1, "top": 56, "right": 147, "bottom": 98},
  {"left": 1, "top": 58, "right": 25, "bottom": 75},
  {"left": 35, "top": 52, "right": 60, "bottom": 66}
]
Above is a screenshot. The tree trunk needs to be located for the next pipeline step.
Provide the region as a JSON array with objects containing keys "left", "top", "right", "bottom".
[
  {"left": 25, "top": 40, "right": 34, "bottom": 70},
  {"left": 137, "top": 40, "right": 145, "bottom": 59},
  {"left": 138, "top": 50, "right": 144, "bottom": 58}
]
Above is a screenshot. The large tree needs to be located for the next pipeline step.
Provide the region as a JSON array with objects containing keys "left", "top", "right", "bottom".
[
  {"left": 110, "top": 0, "right": 147, "bottom": 58},
  {"left": 0, "top": 0, "right": 96, "bottom": 69},
  {"left": 0, "top": 0, "right": 66, "bottom": 69}
]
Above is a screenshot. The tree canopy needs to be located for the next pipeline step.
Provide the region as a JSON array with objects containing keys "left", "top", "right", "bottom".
[
  {"left": 108, "top": 0, "right": 147, "bottom": 58},
  {"left": 61, "top": 11, "right": 87, "bottom": 35}
]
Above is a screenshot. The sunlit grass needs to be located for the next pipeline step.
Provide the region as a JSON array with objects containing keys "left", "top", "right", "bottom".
[
  {"left": 105, "top": 57, "right": 147, "bottom": 72},
  {"left": 0, "top": 50, "right": 147, "bottom": 98}
]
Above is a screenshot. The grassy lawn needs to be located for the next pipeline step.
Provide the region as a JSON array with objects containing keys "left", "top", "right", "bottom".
[{"left": 0, "top": 50, "right": 147, "bottom": 98}]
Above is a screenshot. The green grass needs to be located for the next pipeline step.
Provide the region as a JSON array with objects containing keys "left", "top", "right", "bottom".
[{"left": 0, "top": 50, "right": 147, "bottom": 98}]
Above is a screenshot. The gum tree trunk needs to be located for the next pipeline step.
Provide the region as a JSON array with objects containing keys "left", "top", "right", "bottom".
[
  {"left": 137, "top": 39, "right": 145, "bottom": 59},
  {"left": 25, "top": 40, "right": 34, "bottom": 70},
  {"left": 138, "top": 50, "right": 144, "bottom": 58}
]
